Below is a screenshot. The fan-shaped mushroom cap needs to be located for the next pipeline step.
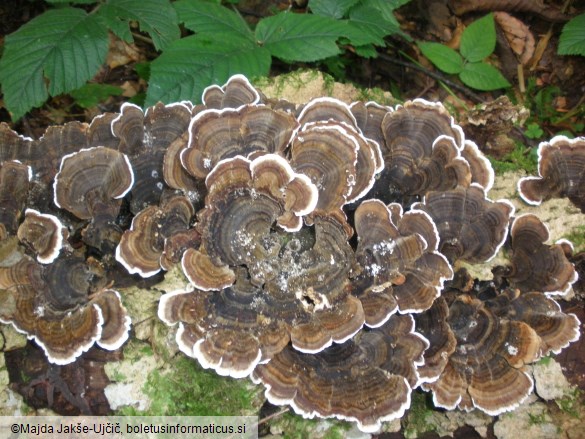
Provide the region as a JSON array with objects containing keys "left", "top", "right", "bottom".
[
  {"left": 111, "top": 102, "right": 192, "bottom": 212},
  {"left": 202, "top": 74, "right": 260, "bottom": 109},
  {"left": 461, "top": 140, "right": 495, "bottom": 192},
  {"left": 297, "top": 97, "right": 358, "bottom": 127},
  {"left": 414, "top": 296, "right": 457, "bottom": 383},
  {"left": 350, "top": 101, "right": 391, "bottom": 149},
  {"left": 290, "top": 121, "right": 380, "bottom": 215},
  {"left": 17, "top": 209, "right": 66, "bottom": 264},
  {"left": 479, "top": 287, "right": 580, "bottom": 356},
  {"left": 252, "top": 314, "right": 427, "bottom": 433},
  {"left": 413, "top": 184, "right": 514, "bottom": 263},
  {"left": 0, "top": 122, "right": 34, "bottom": 163},
  {"left": 53, "top": 146, "right": 134, "bottom": 219},
  {"left": 160, "top": 262, "right": 365, "bottom": 378},
  {"left": 0, "top": 256, "right": 130, "bottom": 364},
  {"left": 503, "top": 214, "right": 577, "bottom": 295},
  {"left": 368, "top": 99, "right": 467, "bottom": 202},
  {"left": 181, "top": 105, "right": 298, "bottom": 179},
  {"left": 351, "top": 200, "right": 452, "bottom": 326},
  {"left": 0, "top": 160, "right": 31, "bottom": 235},
  {"left": 518, "top": 136, "right": 585, "bottom": 211},
  {"left": 425, "top": 293, "right": 540, "bottom": 415},
  {"left": 116, "top": 195, "right": 194, "bottom": 277}
]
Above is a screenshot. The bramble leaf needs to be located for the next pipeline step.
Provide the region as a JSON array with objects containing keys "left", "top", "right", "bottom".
[
  {"left": 97, "top": 0, "right": 179, "bottom": 51},
  {"left": 0, "top": 8, "right": 109, "bottom": 120},
  {"left": 558, "top": 13, "right": 585, "bottom": 56},
  {"left": 70, "top": 83, "right": 123, "bottom": 108},
  {"left": 346, "top": 4, "right": 402, "bottom": 46},
  {"left": 459, "top": 62, "right": 511, "bottom": 90},
  {"left": 460, "top": 13, "right": 496, "bottom": 62},
  {"left": 174, "top": 0, "right": 254, "bottom": 42},
  {"left": 418, "top": 42, "right": 464, "bottom": 74},
  {"left": 255, "top": 12, "right": 349, "bottom": 62},
  {"left": 146, "top": 35, "right": 270, "bottom": 106},
  {"left": 308, "top": 0, "right": 360, "bottom": 19}
]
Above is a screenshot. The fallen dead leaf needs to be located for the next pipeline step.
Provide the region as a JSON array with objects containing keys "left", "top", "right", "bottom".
[{"left": 494, "top": 12, "right": 535, "bottom": 66}]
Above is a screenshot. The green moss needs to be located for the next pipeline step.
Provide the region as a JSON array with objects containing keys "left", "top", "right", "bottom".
[
  {"left": 537, "top": 355, "right": 553, "bottom": 366},
  {"left": 562, "top": 225, "right": 585, "bottom": 253},
  {"left": 357, "top": 86, "right": 398, "bottom": 107},
  {"left": 403, "top": 391, "right": 438, "bottom": 438},
  {"left": 118, "top": 356, "right": 260, "bottom": 417},
  {"left": 489, "top": 142, "right": 538, "bottom": 175},
  {"left": 556, "top": 388, "right": 584, "bottom": 418},
  {"left": 268, "top": 412, "right": 351, "bottom": 439}
]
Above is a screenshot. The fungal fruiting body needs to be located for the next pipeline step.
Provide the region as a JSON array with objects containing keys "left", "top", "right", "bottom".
[{"left": 0, "top": 75, "right": 582, "bottom": 431}]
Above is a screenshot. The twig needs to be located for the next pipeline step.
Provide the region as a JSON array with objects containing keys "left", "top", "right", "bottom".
[{"left": 376, "top": 52, "right": 486, "bottom": 103}]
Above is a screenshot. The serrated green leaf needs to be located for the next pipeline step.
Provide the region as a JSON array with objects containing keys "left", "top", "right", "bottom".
[
  {"left": 459, "top": 62, "right": 511, "bottom": 91},
  {"left": 0, "top": 8, "right": 109, "bottom": 120},
  {"left": 354, "top": 44, "right": 378, "bottom": 58},
  {"left": 98, "top": 0, "right": 179, "bottom": 51},
  {"left": 558, "top": 13, "right": 585, "bottom": 56},
  {"left": 256, "top": 12, "right": 349, "bottom": 62},
  {"left": 361, "top": 0, "right": 403, "bottom": 22},
  {"left": 418, "top": 42, "right": 463, "bottom": 74},
  {"left": 70, "top": 83, "right": 123, "bottom": 108},
  {"left": 146, "top": 35, "right": 270, "bottom": 106},
  {"left": 460, "top": 13, "right": 495, "bottom": 62},
  {"left": 174, "top": 0, "right": 253, "bottom": 42},
  {"left": 308, "top": 0, "right": 360, "bottom": 19},
  {"left": 346, "top": 5, "right": 401, "bottom": 46}
]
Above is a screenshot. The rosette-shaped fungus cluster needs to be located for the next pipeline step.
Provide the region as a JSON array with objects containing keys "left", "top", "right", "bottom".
[{"left": 0, "top": 75, "right": 582, "bottom": 429}]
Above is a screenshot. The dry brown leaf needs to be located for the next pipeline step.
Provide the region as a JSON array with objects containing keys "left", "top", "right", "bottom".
[
  {"left": 528, "top": 28, "right": 553, "bottom": 71},
  {"left": 106, "top": 34, "right": 143, "bottom": 69},
  {"left": 450, "top": 0, "right": 569, "bottom": 22},
  {"left": 494, "top": 12, "right": 535, "bottom": 65}
]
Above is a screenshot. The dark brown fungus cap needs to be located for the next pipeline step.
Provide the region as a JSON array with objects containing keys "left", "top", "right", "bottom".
[
  {"left": 413, "top": 297, "right": 457, "bottom": 383},
  {"left": 164, "top": 153, "right": 364, "bottom": 375},
  {"left": 372, "top": 99, "right": 467, "bottom": 201},
  {"left": 290, "top": 122, "right": 362, "bottom": 216},
  {"left": 297, "top": 97, "right": 358, "bottom": 127},
  {"left": 0, "top": 255, "right": 130, "bottom": 364},
  {"left": 413, "top": 184, "right": 514, "bottom": 263},
  {"left": 181, "top": 105, "right": 298, "bottom": 179},
  {"left": 425, "top": 293, "right": 540, "bottom": 415},
  {"left": 461, "top": 140, "right": 495, "bottom": 192},
  {"left": 483, "top": 289, "right": 580, "bottom": 357},
  {"left": 111, "top": 102, "right": 192, "bottom": 212},
  {"left": 350, "top": 101, "right": 391, "bottom": 149},
  {"left": 352, "top": 200, "right": 452, "bottom": 326},
  {"left": 162, "top": 131, "right": 200, "bottom": 193},
  {"left": 0, "top": 122, "right": 34, "bottom": 163},
  {"left": 0, "top": 160, "right": 31, "bottom": 235},
  {"left": 116, "top": 195, "right": 194, "bottom": 277},
  {"left": 518, "top": 136, "right": 585, "bottom": 211},
  {"left": 252, "top": 314, "right": 428, "bottom": 432},
  {"left": 53, "top": 146, "right": 134, "bottom": 220},
  {"left": 202, "top": 74, "right": 260, "bottom": 109},
  {"left": 17, "top": 209, "right": 67, "bottom": 264},
  {"left": 503, "top": 214, "right": 577, "bottom": 295}
]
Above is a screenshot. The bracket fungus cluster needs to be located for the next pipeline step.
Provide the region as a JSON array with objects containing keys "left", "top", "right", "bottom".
[{"left": 0, "top": 74, "right": 582, "bottom": 429}]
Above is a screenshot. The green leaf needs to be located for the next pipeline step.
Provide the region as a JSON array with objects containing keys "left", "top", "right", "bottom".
[
  {"left": 98, "top": 0, "right": 179, "bottom": 51},
  {"left": 256, "top": 12, "right": 349, "bottom": 62},
  {"left": 308, "top": 0, "right": 360, "bottom": 19},
  {"left": 558, "top": 13, "right": 585, "bottom": 56},
  {"left": 354, "top": 44, "right": 378, "bottom": 58},
  {"left": 459, "top": 62, "right": 511, "bottom": 91},
  {"left": 460, "top": 13, "right": 495, "bottom": 62},
  {"left": 70, "top": 83, "right": 123, "bottom": 108},
  {"left": 45, "top": 0, "right": 97, "bottom": 3},
  {"left": 146, "top": 35, "right": 270, "bottom": 106},
  {"left": 0, "top": 8, "right": 109, "bottom": 120},
  {"left": 418, "top": 42, "right": 463, "bottom": 74},
  {"left": 346, "top": 5, "right": 401, "bottom": 46},
  {"left": 174, "top": 0, "right": 254, "bottom": 42}
]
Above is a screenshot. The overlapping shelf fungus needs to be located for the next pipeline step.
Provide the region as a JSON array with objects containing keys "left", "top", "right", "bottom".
[{"left": 0, "top": 74, "right": 582, "bottom": 430}]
